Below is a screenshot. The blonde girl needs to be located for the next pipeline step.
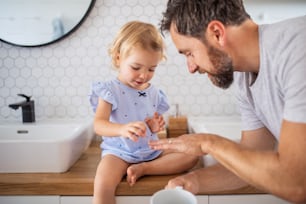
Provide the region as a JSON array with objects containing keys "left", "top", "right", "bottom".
[{"left": 89, "top": 21, "right": 198, "bottom": 204}]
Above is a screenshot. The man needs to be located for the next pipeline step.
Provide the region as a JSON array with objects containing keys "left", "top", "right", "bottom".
[{"left": 149, "top": 0, "right": 306, "bottom": 203}]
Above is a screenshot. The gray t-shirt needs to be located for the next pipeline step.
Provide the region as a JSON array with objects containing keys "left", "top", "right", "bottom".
[{"left": 235, "top": 15, "right": 306, "bottom": 140}]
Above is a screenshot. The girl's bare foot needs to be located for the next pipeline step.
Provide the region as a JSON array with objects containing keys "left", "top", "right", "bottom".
[{"left": 126, "top": 163, "right": 146, "bottom": 186}]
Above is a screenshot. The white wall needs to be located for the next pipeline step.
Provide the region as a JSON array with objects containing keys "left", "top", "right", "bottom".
[
  {"left": 244, "top": 0, "right": 306, "bottom": 23},
  {"left": 0, "top": 0, "right": 305, "bottom": 122}
]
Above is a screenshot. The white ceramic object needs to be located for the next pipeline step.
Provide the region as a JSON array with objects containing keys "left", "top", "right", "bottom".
[
  {"left": 188, "top": 117, "right": 241, "bottom": 167},
  {"left": 151, "top": 186, "right": 197, "bottom": 204},
  {"left": 0, "top": 120, "right": 94, "bottom": 173}
]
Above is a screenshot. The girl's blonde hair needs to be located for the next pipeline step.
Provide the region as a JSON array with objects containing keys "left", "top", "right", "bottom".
[{"left": 108, "top": 21, "right": 166, "bottom": 68}]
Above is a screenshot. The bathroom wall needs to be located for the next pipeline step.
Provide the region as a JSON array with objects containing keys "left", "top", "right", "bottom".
[{"left": 1, "top": 0, "right": 305, "bottom": 122}]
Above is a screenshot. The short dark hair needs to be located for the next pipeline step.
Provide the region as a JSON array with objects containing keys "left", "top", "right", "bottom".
[{"left": 160, "top": 0, "right": 250, "bottom": 40}]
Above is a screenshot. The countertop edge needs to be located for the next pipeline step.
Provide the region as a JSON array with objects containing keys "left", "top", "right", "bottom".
[{"left": 0, "top": 141, "right": 265, "bottom": 196}]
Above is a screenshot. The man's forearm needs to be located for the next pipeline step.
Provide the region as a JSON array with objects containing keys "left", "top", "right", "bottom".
[{"left": 194, "top": 164, "right": 248, "bottom": 194}]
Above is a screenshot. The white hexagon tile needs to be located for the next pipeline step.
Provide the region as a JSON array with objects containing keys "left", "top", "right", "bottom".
[{"left": 2, "top": 0, "right": 304, "bottom": 122}]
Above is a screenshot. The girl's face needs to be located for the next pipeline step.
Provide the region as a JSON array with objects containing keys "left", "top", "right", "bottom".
[{"left": 117, "top": 46, "right": 161, "bottom": 90}]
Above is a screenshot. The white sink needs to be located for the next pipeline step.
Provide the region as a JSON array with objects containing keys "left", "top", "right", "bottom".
[
  {"left": 0, "top": 120, "right": 94, "bottom": 173},
  {"left": 188, "top": 116, "right": 241, "bottom": 141},
  {"left": 188, "top": 117, "right": 241, "bottom": 167}
]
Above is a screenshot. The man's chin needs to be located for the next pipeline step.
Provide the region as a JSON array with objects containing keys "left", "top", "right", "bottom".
[{"left": 210, "top": 77, "right": 233, "bottom": 89}]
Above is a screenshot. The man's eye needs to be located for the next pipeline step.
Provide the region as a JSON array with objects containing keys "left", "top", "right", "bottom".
[
  {"left": 186, "top": 52, "right": 193, "bottom": 57},
  {"left": 149, "top": 68, "right": 155, "bottom": 72}
]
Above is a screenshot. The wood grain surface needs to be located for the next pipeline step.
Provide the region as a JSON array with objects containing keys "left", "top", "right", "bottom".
[{"left": 0, "top": 141, "right": 263, "bottom": 196}]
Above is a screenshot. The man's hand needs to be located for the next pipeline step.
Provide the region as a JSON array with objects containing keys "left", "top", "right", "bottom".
[
  {"left": 149, "top": 133, "right": 213, "bottom": 156},
  {"left": 166, "top": 171, "right": 200, "bottom": 194}
]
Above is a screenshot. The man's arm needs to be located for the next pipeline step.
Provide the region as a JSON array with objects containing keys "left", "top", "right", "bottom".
[
  {"left": 151, "top": 120, "right": 306, "bottom": 203},
  {"left": 210, "top": 120, "right": 306, "bottom": 203},
  {"left": 166, "top": 127, "right": 276, "bottom": 194}
]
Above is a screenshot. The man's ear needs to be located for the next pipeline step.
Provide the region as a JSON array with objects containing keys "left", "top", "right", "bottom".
[{"left": 206, "top": 20, "right": 226, "bottom": 47}]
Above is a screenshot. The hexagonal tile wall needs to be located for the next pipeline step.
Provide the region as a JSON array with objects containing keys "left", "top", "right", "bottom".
[{"left": 4, "top": 0, "right": 304, "bottom": 121}]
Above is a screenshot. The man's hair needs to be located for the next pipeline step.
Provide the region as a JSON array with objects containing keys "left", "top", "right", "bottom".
[{"left": 160, "top": 0, "right": 250, "bottom": 40}]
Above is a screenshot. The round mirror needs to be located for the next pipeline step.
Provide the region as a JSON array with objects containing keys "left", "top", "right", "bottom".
[{"left": 0, "top": 0, "right": 95, "bottom": 47}]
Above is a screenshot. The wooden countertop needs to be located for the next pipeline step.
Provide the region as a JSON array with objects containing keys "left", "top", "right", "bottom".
[{"left": 0, "top": 141, "right": 263, "bottom": 196}]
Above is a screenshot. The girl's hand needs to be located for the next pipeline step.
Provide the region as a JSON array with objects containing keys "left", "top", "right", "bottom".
[
  {"left": 120, "top": 121, "right": 147, "bottom": 142},
  {"left": 145, "top": 112, "right": 165, "bottom": 133}
]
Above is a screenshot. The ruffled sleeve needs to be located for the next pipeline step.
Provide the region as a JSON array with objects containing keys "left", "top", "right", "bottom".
[
  {"left": 157, "top": 89, "right": 170, "bottom": 115},
  {"left": 89, "top": 81, "right": 117, "bottom": 112}
]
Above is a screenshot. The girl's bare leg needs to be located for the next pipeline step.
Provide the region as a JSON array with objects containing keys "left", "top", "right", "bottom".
[
  {"left": 93, "top": 155, "right": 129, "bottom": 204},
  {"left": 127, "top": 152, "right": 198, "bottom": 186}
]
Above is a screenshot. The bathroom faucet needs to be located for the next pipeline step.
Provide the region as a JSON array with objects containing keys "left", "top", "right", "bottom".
[{"left": 9, "top": 94, "right": 36, "bottom": 123}]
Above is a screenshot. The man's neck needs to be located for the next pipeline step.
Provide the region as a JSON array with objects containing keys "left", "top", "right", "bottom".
[{"left": 225, "top": 19, "right": 260, "bottom": 73}]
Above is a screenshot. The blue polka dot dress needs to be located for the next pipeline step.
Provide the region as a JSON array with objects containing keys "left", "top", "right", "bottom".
[{"left": 89, "top": 78, "right": 169, "bottom": 163}]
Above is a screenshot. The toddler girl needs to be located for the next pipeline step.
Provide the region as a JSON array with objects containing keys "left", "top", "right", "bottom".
[{"left": 89, "top": 21, "right": 198, "bottom": 204}]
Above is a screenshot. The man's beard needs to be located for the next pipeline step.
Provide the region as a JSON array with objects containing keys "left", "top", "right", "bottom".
[{"left": 206, "top": 45, "right": 234, "bottom": 89}]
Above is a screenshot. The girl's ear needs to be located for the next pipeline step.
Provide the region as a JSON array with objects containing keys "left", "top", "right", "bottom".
[
  {"left": 114, "top": 52, "right": 120, "bottom": 67},
  {"left": 206, "top": 20, "right": 226, "bottom": 47}
]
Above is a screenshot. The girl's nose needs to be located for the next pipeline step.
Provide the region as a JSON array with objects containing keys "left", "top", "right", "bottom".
[{"left": 139, "top": 71, "right": 148, "bottom": 79}]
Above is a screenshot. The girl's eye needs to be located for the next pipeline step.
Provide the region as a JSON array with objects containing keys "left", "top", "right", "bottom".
[{"left": 131, "top": 66, "right": 140, "bottom": 70}]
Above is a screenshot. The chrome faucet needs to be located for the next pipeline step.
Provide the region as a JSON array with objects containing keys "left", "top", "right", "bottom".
[{"left": 9, "top": 94, "right": 35, "bottom": 123}]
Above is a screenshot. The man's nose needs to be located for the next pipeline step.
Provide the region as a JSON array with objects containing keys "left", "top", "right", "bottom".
[{"left": 187, "top": 60, "right": 198, "bottom": 73}]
